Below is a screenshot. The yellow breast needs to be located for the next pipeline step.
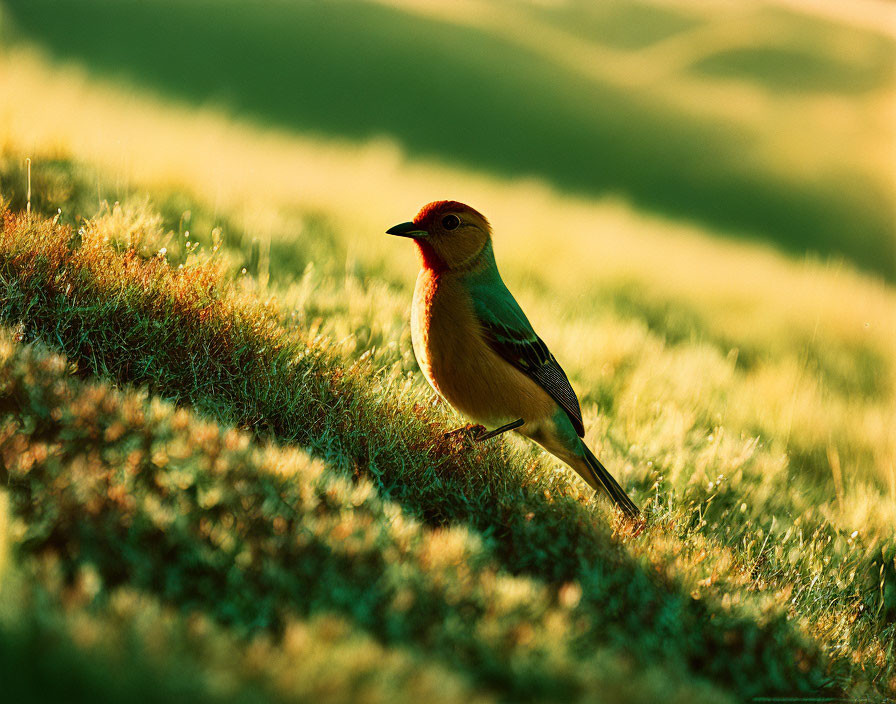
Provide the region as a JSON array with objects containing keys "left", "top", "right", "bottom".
[{"left": 410, "top": 268, "right": 556, "bottom": 428}]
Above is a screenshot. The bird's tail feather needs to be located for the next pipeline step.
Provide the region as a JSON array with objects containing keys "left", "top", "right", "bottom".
[{"left": 580, "top": 444, "right": 640, "bottom": 518}]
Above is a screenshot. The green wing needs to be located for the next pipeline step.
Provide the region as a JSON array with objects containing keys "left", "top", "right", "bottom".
[{"left": 468, "top": 270, "right": 585, "bottom": 438}]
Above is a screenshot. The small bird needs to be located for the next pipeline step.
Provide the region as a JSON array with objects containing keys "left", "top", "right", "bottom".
[{"left": 388, "top": 201, "right": 640, "bottom": 517}]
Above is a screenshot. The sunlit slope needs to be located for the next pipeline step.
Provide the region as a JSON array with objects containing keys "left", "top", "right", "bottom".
[{"left": 2, "top": 0, "right": 894, "bottom": 277}]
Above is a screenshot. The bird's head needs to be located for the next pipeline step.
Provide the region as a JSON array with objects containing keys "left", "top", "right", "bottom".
[{"left": 387, "top": 201, "right": 491, "bottom": 271}]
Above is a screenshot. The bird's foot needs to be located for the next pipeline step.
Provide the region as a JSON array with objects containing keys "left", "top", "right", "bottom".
[{"left": 613, "top": 512, "right": 647, "bottom": 538}]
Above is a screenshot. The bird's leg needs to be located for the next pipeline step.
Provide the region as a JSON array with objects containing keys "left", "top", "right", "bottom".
[
  {"left": 443, "top": 423, "right": 487, "bottom": 441},
  {"left": 474, "top": 418, "right": 525, "bottom": 442},
  {"left": 443, "top": 419, "right": 525, "bottom": 445}
]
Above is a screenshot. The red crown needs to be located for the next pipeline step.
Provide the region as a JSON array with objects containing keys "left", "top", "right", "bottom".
[{"left": 413, "top": 201, "right": 489, "bottom": 228}]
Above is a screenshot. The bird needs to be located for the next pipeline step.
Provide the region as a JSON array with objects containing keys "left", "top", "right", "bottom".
[{"left": 387, "top": 200, "right": 640, "bottom": 518}]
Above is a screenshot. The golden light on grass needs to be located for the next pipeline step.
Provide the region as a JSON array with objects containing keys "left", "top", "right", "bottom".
[{"left": 24, "top": 157, "right": 30, "bottom": 219}]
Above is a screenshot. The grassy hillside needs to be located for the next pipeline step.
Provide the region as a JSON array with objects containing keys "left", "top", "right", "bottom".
[
  {"left": 0, "top": 341, "right": 505, "bottom": 704},
  {"left": 2, "top": 0, "right": 894, "bottom": 278},
  {"left": 0, "top": 166, "right": 894, "bottom": 698},
  {"left": 2, "top": 329, "right": 748, "bottom": 704},
  {"left": 0, "top": 5, "right": 894, "bottom": 698}
]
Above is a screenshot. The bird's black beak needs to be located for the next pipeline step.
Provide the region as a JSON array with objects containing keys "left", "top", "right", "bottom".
[{"left": 386, "top": 221, "right": 427, "bottom": 239}]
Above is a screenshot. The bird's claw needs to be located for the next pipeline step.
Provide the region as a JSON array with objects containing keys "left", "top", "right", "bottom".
[{"left": 613, "top": 512, "right": 646, "bottom": 538}]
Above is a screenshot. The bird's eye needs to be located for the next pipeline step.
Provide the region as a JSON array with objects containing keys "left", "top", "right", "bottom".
[{"left": 441, "top": 214, "right": 460, "bottom": 231}]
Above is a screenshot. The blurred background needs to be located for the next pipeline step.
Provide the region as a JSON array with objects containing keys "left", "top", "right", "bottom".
[{"left": 1, "top": 0, "right": 893, "bottom": 279}]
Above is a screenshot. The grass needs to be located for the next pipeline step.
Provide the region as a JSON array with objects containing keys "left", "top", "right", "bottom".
[
  {"left": 1, "top": 504, "right": 491, "bottom": 704},
  {"left": 2, "top": 147, "right": 892, "bottom": 500},
  {"left": 2, "top": 0, "right": 894, "bottom": 278},
  {"left": 1, "top": 330, "right": 737, "bottom": 704},
  {"left": 0, "top": 187, "right": 893, "bottom": 699}
]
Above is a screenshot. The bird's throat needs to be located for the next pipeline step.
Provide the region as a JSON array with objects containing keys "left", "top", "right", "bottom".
[{"left": 415, "top": 240, "right": 448, "bottom": 273}]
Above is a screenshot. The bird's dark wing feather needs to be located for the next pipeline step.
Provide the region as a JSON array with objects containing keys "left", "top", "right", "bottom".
[
  {"left": 478, "top": 316, "right": 585, "bottom": 438},
  {"left": 466, "top": 262, "right": 586, "bottom": 437}
]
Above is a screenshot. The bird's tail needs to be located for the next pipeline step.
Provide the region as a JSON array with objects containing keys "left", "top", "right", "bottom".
[{"left": 580, "top": 443, "right": 640, "bottom": 518}]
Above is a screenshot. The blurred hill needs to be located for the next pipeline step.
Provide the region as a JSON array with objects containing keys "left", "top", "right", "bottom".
[{"left": 2, "top": 0, "right": 894, "bottom": 278}]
